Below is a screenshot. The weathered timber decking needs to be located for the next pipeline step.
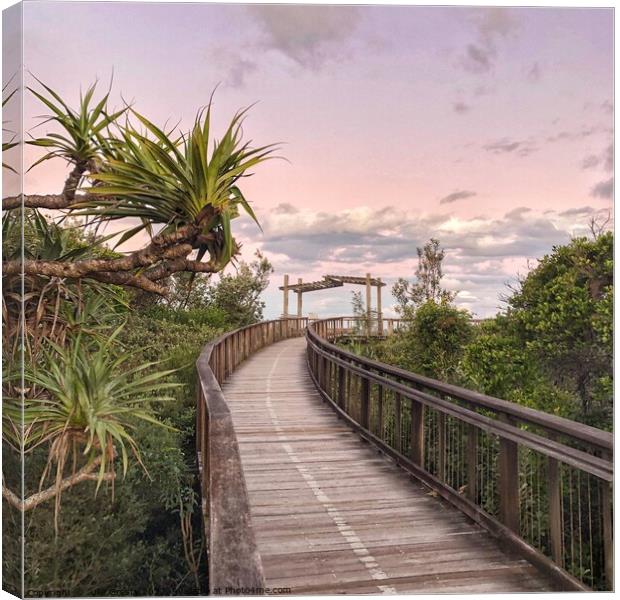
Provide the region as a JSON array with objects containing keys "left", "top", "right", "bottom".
[{"left": 222, "top": 337, "right": 556, "bottom": 594}]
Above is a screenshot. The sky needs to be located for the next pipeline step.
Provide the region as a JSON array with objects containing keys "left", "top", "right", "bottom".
[{"left": 7, "top": 2, "right": 615, "bottom": 318}]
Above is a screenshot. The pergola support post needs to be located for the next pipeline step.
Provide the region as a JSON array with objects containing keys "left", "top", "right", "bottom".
[
  {"left": 377, "top": 277, "right": 383, "bottom": 335},
  {"left": 282, "top": 274, "right": 289, "bottom": 317},
  {"left": 365, "top": 273, "right": 372, "bottom": 334}
]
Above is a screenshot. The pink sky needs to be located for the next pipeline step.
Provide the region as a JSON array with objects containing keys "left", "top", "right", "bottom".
[{"left": 5, "top": 3, "right": 614, "bottom": 317}]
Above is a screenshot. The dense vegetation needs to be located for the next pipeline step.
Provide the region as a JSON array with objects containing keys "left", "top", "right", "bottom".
[
  {"left": 2, "top": 81, "right": 274, "bottom": 595},
  {"left": 351, "top": 234, "right": 613, "bottom": 430}
]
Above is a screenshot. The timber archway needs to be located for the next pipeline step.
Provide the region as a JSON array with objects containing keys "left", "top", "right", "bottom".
[{"left": 279, "top": 273, "right": 386, "bottom": 327}]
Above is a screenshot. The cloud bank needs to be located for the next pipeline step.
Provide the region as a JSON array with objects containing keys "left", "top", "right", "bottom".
[{"left": 237, "top": 203, "right": 610, "bottom": 318}]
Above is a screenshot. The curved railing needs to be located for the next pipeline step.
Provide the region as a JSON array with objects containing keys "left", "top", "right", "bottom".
[
  {"left": 196, "top": 318, "right": 308, "bottom": 593},
  {"left": 307, "top": 317, "right": 613, "bottom": 591},
  {"left": 321, "top": 315, "right": 403, "bottom": 337}
]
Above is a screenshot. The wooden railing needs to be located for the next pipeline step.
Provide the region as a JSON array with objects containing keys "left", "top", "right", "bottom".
[
  {"left": 321, "top": 315, "right": 403, "bottom": 337},
  {"left": 307, "top": 317, "right": 613, "bottom": 591},
  {"left": 196, "top": 317, "right": 308, "bottom": 593}
]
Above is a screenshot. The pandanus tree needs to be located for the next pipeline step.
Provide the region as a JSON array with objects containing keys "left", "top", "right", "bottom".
[
  {"left": 3, "top": 80, "right": 276, "bottom": 293},
  {"left": 2, "top": 79, "right": 275, "bottom": 513}
]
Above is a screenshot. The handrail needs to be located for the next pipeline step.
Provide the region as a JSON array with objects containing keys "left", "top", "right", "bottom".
[
  {"left": 196, "top": 317, "right": 308, "bottom": 593},
  {"left": 314, "top": 317, "right": 612, "bottom": 451},
  {"left": 306, "top": 317, "right": 613, "bottom": 591}
]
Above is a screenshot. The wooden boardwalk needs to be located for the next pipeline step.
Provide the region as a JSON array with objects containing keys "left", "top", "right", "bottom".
[{"left": 223, "top": 337, "right": 556, "bottom": 594}]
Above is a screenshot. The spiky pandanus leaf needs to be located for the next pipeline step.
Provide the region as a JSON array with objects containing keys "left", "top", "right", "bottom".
[
  {"left": 3, "top": 84, "right": 19, "bottom": 172},
  {"left": 16, "top": 327, "right": 178, "bottom": 485},
  {"left": 26, "top": 78, "right": 128, "bottom": 169},
  {"left": 77, "top": 103, "right": 277, "bottom": 267}
]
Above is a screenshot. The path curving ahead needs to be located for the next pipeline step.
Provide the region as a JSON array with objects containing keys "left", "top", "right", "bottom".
[{"left": 222, "top": 337, "right": 555, "bottom": 594}]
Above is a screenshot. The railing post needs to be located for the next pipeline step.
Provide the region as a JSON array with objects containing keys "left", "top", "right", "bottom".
[
  {"left": 498, "top": 416, "right": 520, "bottom": 533},
  {"left": 360, "top": 376, "right": 370, "bottom": 429},
  {"left": 547, "top": 457, "right": 563, "bottom": 567},
  {"left": 377, "top": 386, "right": 384, "bottom": 440},
  {"left": 338, "top": 364, "right": 346, "bottom": 409},
  {"left": 394, "top": 393, "right": 402, "bottom": 453},
  {"left": 466, "top": 424, "right": 478, "bottom": 502},
  {"left": 602, "top": 467, "right": 613, "bottom": 589},
  {"left": 233, "top": 333, "right": 238, "bottom": 369},
  {"left": 438, "top": 412, "right": 446, "bottom": 481},
  {"left": 219, "top": 344, "right": 225, "bottom": 382},
  {"left": 410, "top": 399, "right": 424, "bottom": 466}
]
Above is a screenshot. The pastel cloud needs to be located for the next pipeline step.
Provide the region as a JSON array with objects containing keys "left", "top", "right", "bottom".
[
  {"left": 459, "top": 7, "right": 519, "bottom": 73},
  {"left": 440, "top": 190, "right": 477, "bottom": 205},
  {"left": 591, "top": 178, "right": 614, "bottom": 199},
  {"left": 248, "top": 5, "right": 361, "bottom": 68},
  {"left": 483, "top": 137, "right": 537, "bottom": 157}
]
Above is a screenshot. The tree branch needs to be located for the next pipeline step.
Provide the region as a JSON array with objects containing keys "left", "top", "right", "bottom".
[
  {"left": 3, "top": 225, "right": 203, "bottom": 277},
  {"left": 145, "top": 258, "right": 219, "bottom": 281},
  {"left": 3, "top": 161, "right": 92, "bottom": 210},
  {"left": 1, "top": 222, "right": 221, "bottom": 295},
  {"left": 2, "top": 458, "right": 115, "bottom": 512},
  {"left": 88, "top": 272, "right": 168, "bottom": 295}
]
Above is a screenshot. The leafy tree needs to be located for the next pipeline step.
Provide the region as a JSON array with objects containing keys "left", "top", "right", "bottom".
[
  {"left": 378, "top": 239, "right": 471, "bottom": 380},
  {"left": 392, "top": 238, "right": 455, "bottom": 315},
  {"left": 506, "top": 232, "right": 612, "bottom": 425},
  {"left": 201, "top": 252, "right": 273, "bottom": 326},
  {"left": 461, "top": 232, "right": 613, "bottom": 428},
  {"left": 381, "top": 300, "right": 473, "bottom": 380},
  {"left": 460, "top": 318, "right": 578, "bottom": 418},
  {"left": 147, "top": 250, "right": 273, "bottom": 327}
]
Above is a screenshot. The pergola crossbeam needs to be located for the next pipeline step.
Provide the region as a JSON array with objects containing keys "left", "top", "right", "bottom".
[
  {"left": 278, "top": 279, "right": 344, "bottom": 293},
  {"left": 325, "top": 274, "right": 386, "bottom": 287}
]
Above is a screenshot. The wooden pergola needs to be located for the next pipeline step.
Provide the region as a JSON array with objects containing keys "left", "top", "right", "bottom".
[{"left": 279, "top": 273, "right": 386, "bottom": 322}]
